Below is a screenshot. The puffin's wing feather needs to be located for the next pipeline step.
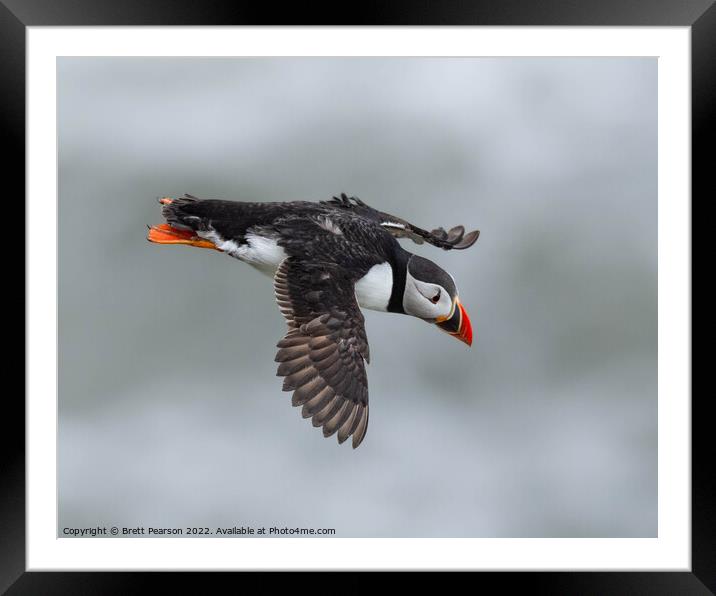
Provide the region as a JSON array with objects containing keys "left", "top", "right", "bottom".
[
  {"left": 321, "top": 193, "right": 480, "bottom": 251},
  {"left": 274, "top": 258, "right": 370, "bottom": 448}
]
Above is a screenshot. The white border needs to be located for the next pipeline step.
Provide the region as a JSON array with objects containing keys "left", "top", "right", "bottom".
[{"left": 27, "top": 27, "right": 691, "bottom": 570}]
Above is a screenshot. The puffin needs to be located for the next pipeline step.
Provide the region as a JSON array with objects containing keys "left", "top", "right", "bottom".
[{"left": 147, "top": 193, "right": 479, "bottom": 448}]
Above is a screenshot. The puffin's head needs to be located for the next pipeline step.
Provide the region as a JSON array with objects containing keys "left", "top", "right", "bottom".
[{"left": 402, "top": 255, "right": 473, "bottom": 346}]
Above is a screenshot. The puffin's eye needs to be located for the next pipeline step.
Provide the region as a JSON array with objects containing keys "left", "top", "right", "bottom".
[{"left": 430, "top": 290, "right": 441, "bottom": 304}]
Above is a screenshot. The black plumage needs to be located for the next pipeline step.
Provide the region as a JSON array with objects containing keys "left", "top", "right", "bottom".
[
  {"left": 274, "top": 259, "right": 369, "bottom": 447},
  {"left": 320, "top": 194, "right": 480, "bottom": 250}
]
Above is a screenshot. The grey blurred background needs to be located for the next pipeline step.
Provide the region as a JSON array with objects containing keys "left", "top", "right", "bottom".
[{"left": 58, "top": 57, "right": 656, "bottom": 537}]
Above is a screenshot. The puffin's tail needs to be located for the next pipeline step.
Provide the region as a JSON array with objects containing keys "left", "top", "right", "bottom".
[{"left": 147, "top": 195, "right": 218, "bottom": 250}]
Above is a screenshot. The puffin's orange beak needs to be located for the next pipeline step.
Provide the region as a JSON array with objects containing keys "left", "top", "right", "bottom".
[
  {"left": 436, "top": 299, "right": 473, "bottom": 346},
  {"left": 147, "top": 223, "right": 219, "bottom": 250}
]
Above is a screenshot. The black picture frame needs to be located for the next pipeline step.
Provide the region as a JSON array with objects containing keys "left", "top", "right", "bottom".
[{"left": 7, "top": 1, "right": 709, "bottom": 593}]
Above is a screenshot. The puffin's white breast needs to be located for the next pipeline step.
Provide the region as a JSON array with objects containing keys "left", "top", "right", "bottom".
[{"left": 355, "top": 262, "right": 393, "bottom": 312}]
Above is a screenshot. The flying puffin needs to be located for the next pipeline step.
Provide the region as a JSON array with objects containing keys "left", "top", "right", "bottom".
[{"left": 147, "top": 193, "right": 479, "bottom": 448}]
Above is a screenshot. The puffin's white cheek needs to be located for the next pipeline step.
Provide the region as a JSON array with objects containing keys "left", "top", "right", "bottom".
[
  {"left": 438, "top": 294, "right": 453, "bottom": 318},
  {"left": 403, "top": 286, "right": 429, "bottom": 318}
]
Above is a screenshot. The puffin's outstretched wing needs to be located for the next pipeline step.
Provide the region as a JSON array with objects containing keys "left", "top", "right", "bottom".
[
  {"left": 274, "top": 257, "right": 370, "bottom": 448},
  {"left": 322, "top": 193, "right": 480, "bottom": 251}
]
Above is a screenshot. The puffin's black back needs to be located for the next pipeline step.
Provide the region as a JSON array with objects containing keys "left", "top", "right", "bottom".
[{"left": 163, "top": 195, "right": 410, "bottom": 286}]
